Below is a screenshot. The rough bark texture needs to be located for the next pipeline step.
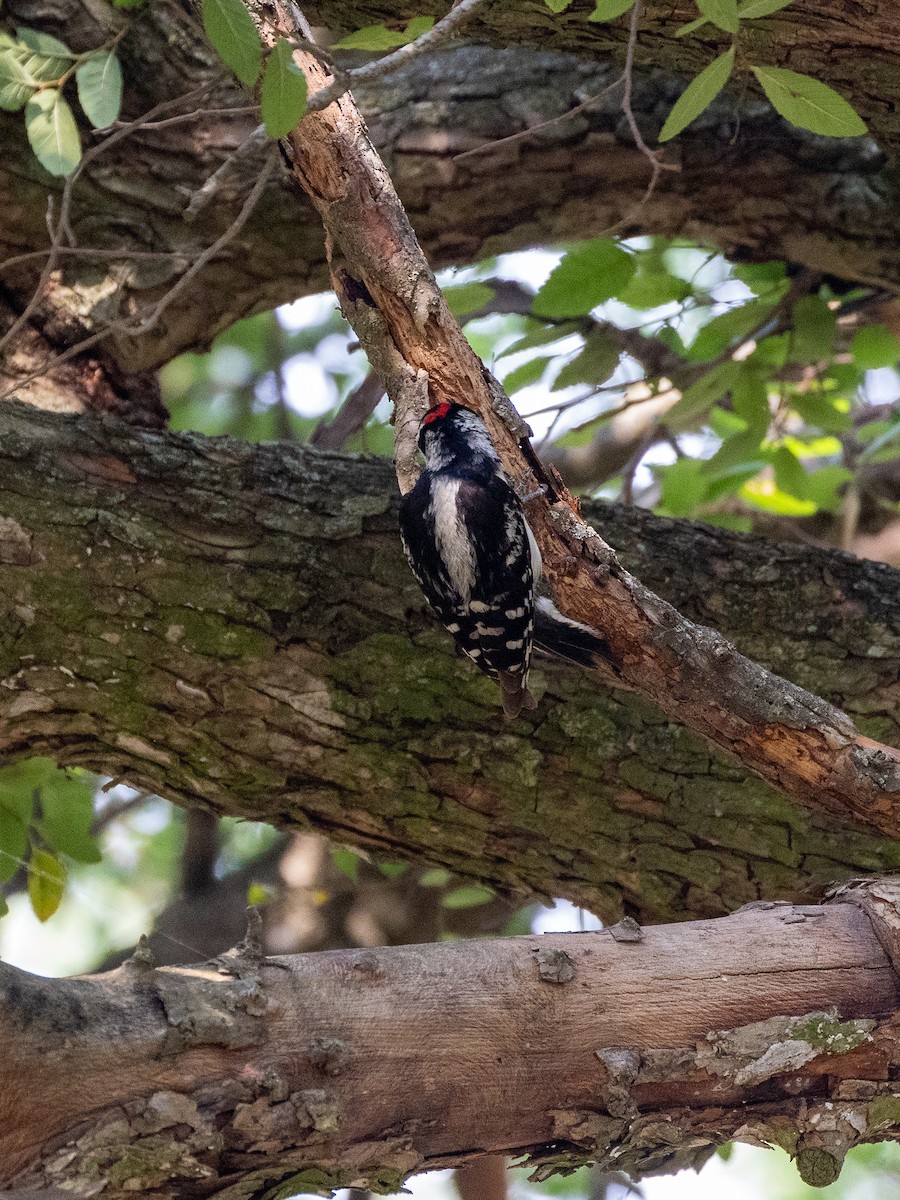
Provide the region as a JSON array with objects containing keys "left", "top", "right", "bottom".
[
  {"left": 0, "top": 0, "right": 897, "bottom": 410},
  {"left": 4, "top": 891, "right": 900, "bottom": 1196},
  {"left": 3, "top": 403, "right": 900, "bottom": 924}
]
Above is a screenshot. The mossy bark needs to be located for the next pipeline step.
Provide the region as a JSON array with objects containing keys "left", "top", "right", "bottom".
[{"left": 2, "top": 403, "right": 900, "bottom": 924}]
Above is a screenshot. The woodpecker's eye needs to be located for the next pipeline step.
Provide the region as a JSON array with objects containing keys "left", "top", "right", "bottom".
[{"left": 422, "top": 402, "right": 452, "bottom": 425}]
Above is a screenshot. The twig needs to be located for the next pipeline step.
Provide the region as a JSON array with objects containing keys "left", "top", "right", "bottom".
[
  {"left": 184, "top": 122, "right": 270, "bottom": 221},
  {"left": 311, "top": 370, "right": 385, "bottom": 449},
  {"left": 90, "top": 792, "right": 152, "bottom": 836},
  {"left": 0, "top": 198, "right": 66, "bottom": 355},
  {"left": 454, "top": 75, "right": 625, "bottom": 162},
  {"left": 0, "top": 82, "right": 218, "bottom": 363},
  {"left": 306, "top": 0, "right": 491, "bottom": 114},
  {"left": 0, "top": 247, "right": 189, "bottom": 272},
  {"left": 0, "top": 153, "right": 278, "bottom": 402},
  {"left": 132, "top": 153, "right": 278, "bottom": 337},
  {"left": 107, "top": 105, "right": 260, "bottom": 132}
]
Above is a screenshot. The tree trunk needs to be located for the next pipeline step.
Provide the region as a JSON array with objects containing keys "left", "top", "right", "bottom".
[
  {"left": 4, "top": 883, "right": 900, "bottom": 1197},
  {"left": 1, "top": 1, "right": 898, "bottom": 412},
  {"left": 2, "top": 402, "right": 900, "bottom": 924}
]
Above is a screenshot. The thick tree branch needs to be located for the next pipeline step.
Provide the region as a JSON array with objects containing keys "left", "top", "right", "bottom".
[
  {"left": 1, "top": 1, "right": 897, "bottom": 398},
  {"left": 4, "top": 890, "right": 900, "bottom": 1195},
  {"left": 3, "top": 404, "right": 900, "bottom": 921}
]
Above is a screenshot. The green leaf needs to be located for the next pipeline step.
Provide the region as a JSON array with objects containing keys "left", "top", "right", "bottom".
[
  {"left": 545, "top": 0, "right": 574, "bottom": 11},
  {"left": 0, "top": 48, "right": 34, "bottom": 111},
  {"left": 675, "top": 15, "right": 711, "bottom": 35},
  {"left": 741, "top": 478, "right": 816, "bottom": 515},
  {"left": 737, "top": 0, "right": 794, "bottom": 16},
  {"left": 0, "top": 805, "right": 29, "bottom": 884},
  {"left": 750, "top": 66, "right": 867, "bottom": 137},
  {"left": 16, "top": 28, "right": 73, "bottom": 58},
  {"left": 27, "top": 848, "right": 66, "bottom": 922},
  {"left": 533, "top": 240, "right": 635, "bottom": 318},
  {"left": 378, "top": 861, "right": 408, "bottom": 878},
  {"left": 783, "top": 433, "right": 842, "bottom": 458},
  {"left": 618, "top": 270, "right": 691, "bottom": 308},
  {"left": 701, "top": 428, "right": 768, "bottom": 478},
  {"left": 25, "top": 89, "right": 82, "bottom": 176},
  {"left": 588, "top": 0, "right": 635, "bottom": 21},
  {"left": 708, "top": 404, "right": 747, "bottom": 439},
  {"left": 551, "top": 329, "right": 619, "bottom": 391},
  {"left": 22, "top": 52, "right": 70, "bottom": 84},
  {"left": 35, "top": 773, "right": 101, "bottom": 864},
  {"left": 851, "top": 325, "right": 900, "bottom": 369},
  {"left": 771, "top": 445, "right": 812, "bottom": 498},
  {"left": 789, "top": 295, "right": 836, "bottom": 363},
  {"left": 76, "top": 51, "right": 123, "bottom": 129},
  {"left": 443, "top": 282, "right": 495, "bottom": 318},
  {"left": 731, "top": 365, "right": 770, "bottom": 429},
  {"left": 502, "top": 355, "right": 551, "bottom": 393},
  {"left": 334, "top": 16, "right": 434, "bottom": 50},
  {"left": 802, "top": 464, "right": 853, "bottom": 511},
  {"left": 658, "top": 457, "right": 709, "bottom": 516},
  {"left": 497, "top": 320, "right": 580, "bottom": 358},
  {"left": 734, "top": 259, "right": 788, "bottom": 289},
  {"left": 331, "top": 847, "right": 359, "bottom": 881},
  {"left": 419, "top": 867, "right": 452, "bottom": 887},
  {"left": 749, "top": 332, "right": 789, "bottom": 367},
  {"left": 687, "top": 298, "right": 771, "bottom": 361},
  {"left": 202, "top": 0, "right": 263, "bottom": 87},
  {"left": 660, "top": 47, "right": 735, "bottom": 141},
  {"left": 441, "top": 884, "right": 494, "bottom": 909},
  {"left": 792, "top": 392, "right": 852, "bottom": 433},
  {"left": 261, "top": 37, "right": 307, "bottom": 138},
  {"left": 667, "top": 361, "right": 740, "bottom": 429},
  {"left": 0, "top": 757, "right": 53, "bottom": 813},
  {"left": 696, "top": 0, "right": 739, "bottom": 32}
]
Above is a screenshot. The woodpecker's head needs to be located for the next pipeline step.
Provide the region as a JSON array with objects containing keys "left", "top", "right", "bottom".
[{"left": 417, "top": 402, "right": 499, "bottom": 470}]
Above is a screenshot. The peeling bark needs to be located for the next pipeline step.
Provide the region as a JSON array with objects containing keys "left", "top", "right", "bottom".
[
  {"left": 4, "top": 893, "right": 900, "bottom": 1196},
  {"left": 2, "top": 403, "right": 900, "bottom": 922}
]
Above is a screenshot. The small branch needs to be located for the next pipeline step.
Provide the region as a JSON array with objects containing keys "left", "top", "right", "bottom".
[
  {"left": 453, "top": 76, "right": 626, "bottom": 163},
  {"left": 0, "top": 153, "right": 278, "bottom": 402},
  {"left": 0, "top": 82, "right": 220, "bottom": 373},
  {"left": 184, "top": 123, "right": 269, "bottom": 222},
  {"left": 306, "top": 0, "right": 492, "bottom": 114},
  {"left": 310, "top": 370, "right": 385, "bottom": 449}
]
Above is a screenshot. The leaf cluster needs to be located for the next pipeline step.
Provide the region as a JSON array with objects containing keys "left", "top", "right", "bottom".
[
  {"left": 0, "top": 758, "right": 100, "bottom": 923},
  {"left": 0, "top": 28, "right": 123, "bottom": 176}
]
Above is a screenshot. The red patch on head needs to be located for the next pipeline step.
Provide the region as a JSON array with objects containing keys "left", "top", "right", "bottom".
[{"left": 422, "top": 402, "right": 452, "bottom": 426}]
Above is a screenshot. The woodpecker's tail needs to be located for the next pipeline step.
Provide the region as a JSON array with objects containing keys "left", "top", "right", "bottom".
[
  {"left": 533, "top": 596, "right": 614, "bottom": 670},
  {"left": 498, "top": 672, "right": 537, "bottom": 720}
]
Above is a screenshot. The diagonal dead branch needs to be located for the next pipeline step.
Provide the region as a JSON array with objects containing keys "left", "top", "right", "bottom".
[{"left": 241, "top": 1, "right": 900, "bottom": 837}]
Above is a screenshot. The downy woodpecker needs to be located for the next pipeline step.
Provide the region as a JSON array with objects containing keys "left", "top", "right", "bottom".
[{"left": 398, "top": 401, "right": 611, "bottom": 717}]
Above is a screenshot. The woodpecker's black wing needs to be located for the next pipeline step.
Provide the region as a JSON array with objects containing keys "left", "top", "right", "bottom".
[{"left": 399, "top": 469, "right": 536, "bottom": 715}]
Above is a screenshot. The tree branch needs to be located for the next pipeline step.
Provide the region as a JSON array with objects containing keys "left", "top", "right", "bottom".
[
  {"left": 4, "top": 888, "right": 900, "bottom": 1195},
  {"left": 3, "top": 404, "right": 900, "bottom": 921}
]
